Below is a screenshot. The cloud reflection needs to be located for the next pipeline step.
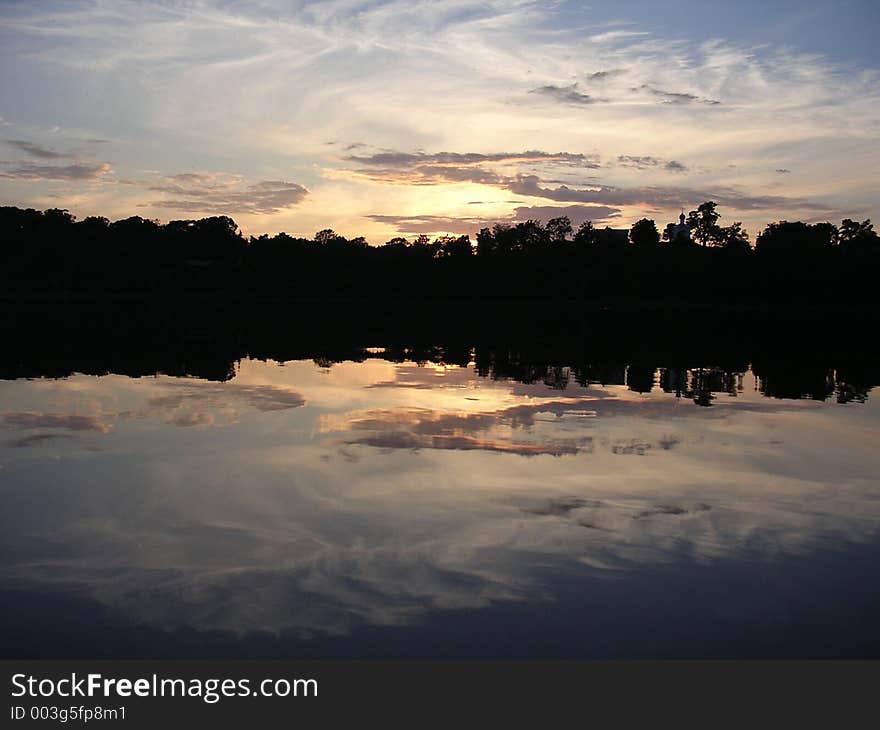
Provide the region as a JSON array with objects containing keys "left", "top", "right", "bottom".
[{"left": 0, "top": 357, "right": 878, "bottom": 643}]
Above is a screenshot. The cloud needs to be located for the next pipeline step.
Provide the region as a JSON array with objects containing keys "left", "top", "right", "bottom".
[
  {"left": 6, "top": 139, "right": 74, "bottom": 159},
  {"left": 512, "top": 205, "right": 621, "bottom": 225},
  {"left": 347, "top": 149, "right": 602, "bottom": 191},
  {"left": 146, "top": 174, "right": 308, "bottom": 214},
  {"left": 588, "top": 69, "right": 628, "bottom": 82},
  {"left": 636, "top": 84, "right": 721, "bottom": 106},
  {"left": 2, "top": 412, "right": 110, "bottom": 433},
  {"left": 367, "top": 204, "right": 622, "bottom": 235},
  {"left": 528, "top": 83, "right": 604, "bottom": 106},
  {"left": 0, "top": 161, "right": 112, "bottom": 181},
  {"left": 343, "top": 431, "right": 582, "bottom": 456},
  {"left": 347, "top": 150, "right": 598, "bottom": 168},
  {"left": 618, "top": 156, "right": 688, "bottom": 173},
  {"left": 168, "top": 412, "right": 215, "bottom": 428},
  {"left": 0, "top": 0, "right": 877, "bottom": 233},
  {"left": 617, "top": 155, "right": 660, "bottom": 169},
  {"left": 507, "top": 175, "right": 830, "bottom": 212},
  {"left": 7, "top": 433, "right": 76, "bottom": 448},
  {"left": 146, "top": 381, "right": 306, "bottom": 413},
  {"left": 366, "top": 214, "right": 490, "bottom": 235},
  {"left": 617, "top": 156, "right": 687, "bottom": 173},
  {"left": 328, "top": 405, "right": 590, "bottom": 457},
  {"left": 353, "top": 164, "right": 504, "bottom": 186}
]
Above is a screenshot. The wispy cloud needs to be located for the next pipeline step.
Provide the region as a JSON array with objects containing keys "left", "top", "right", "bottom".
[
  {"left": 347, "top": 150, "right": 598, "bottom": 168},
  {"left": 528, "top": 83, "right": 604, "bottom": 106},
  {"left": 635, "top": 84, "right": 722, "bottom": 106},
  {"left": 513, "top": 205, "right": 621, "bottom": 225},
  {"left": 145, "top": 174, "right": 309, "bottom": 215},
  {"left": 0, "top": 0, "right": 876, "bottom": 235},
  {"left": 0, "top": 161, "right": 112, "bottom": 181},
  {"left": 617, "top": 155, "right": 689, "bottom": 173},
  {"left": 3, "top": 411, "right": 110, "bottom": 433},
  {"left": 6, "top": 139, "right": 75, "bottom": 159},
  {"left": 588, "top": 68, "right": 628, "bottom": 82},
  {"left": 508, "top": 175, "right": 831, "bottom": 212},
  {"left": 365, "top": 214, "right": 492, "bottom": 235}
]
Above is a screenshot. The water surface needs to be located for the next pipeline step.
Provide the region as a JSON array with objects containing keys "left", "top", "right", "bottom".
[{"left": 2, "top": 350, "right": 879, "bottom": 658}]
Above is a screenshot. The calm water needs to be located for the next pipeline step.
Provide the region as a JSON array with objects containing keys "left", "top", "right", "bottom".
[{"left": 2, "top": 351, "right": 879, "bottom": 658}]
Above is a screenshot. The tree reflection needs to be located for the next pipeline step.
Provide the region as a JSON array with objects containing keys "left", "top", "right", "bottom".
[{"left": 2, "top": 302, "right": 877, "bottom": 406}]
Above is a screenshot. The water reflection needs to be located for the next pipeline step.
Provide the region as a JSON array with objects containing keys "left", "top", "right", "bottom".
[{"left": 1, "top": 349, "right": 879, "bottom": 657}]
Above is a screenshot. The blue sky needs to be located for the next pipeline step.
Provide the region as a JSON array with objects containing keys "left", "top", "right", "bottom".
[
  {"left": 582, "top": 0, "right": 880, "bottom": 67},
  {"left": 1, "top": 0, "right": 878, "bottom": 239}
]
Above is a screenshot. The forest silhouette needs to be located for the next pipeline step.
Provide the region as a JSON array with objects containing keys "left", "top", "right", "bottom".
[{"left": 2, "top": 202, "right": 878, "bottom": 303}]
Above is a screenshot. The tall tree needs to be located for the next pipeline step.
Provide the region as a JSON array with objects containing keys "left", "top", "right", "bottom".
[
  {"left": 687, "top": 201, "right": 721, "bottom": 246},
  {"left": 629, "top": 218, "right": 660, "bottom": 247},
  {"left": 546, "top": 216, "right": 572, "bottom": 244}
]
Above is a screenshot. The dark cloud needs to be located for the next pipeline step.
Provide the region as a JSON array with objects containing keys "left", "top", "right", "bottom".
[
  {"left": 634, "top": 504, "right": 711, "bottom": 519},
  {"left": 343, "top": 431, "right": 582, "bottom": 456},
  {"left": 618, "top": 155, "right": 662, "bottom": 169},
  {"left": 348, "top": 150, "right": 597, "bottom": 167},
  {"left": 368, "top": 204, "right": 621, "bottom": 235},
  {"left": 521, "top": 497, "right": 602, "bottom": 516},
  {"left": 167, "top": 412, "right": 215, "bottom": 428},
  {"left": 349, "top": 149, "right": 601, "bottom": 189},
  {"left": 3, "top": 412, "right": 110, "bottom": 433},
  {"left": 366, "top": 214, "right": 491, "bottom": 235},
  {"left": 336, "top": 402, "right": 593, "bottom": 455},
  {"left": 352, "top": 165, "right": 500, "bottom": 186},
  {"left": 328, "top": 396, "right": 741, "bottom": 457},
  {"left": 528, "top": 83, "right": 604, "bottom": 106},
  {"left": 507, "top": 175, "right": 829, "bottom": 211},
  {"left": 588, "top": 69, "right": 628, "bottom": 81},
  {"left": 147, "top": 382, "right": 306, "bottom": 412},
  {"left": 5, "top": 139, "right": 74, "bottom": 159},
  {"left": 0, "top": 161, "right": 112, "bottom": 181},
  {"left": 7, "top": 433, "right": 75, "bottom": 448},
  {"left": 334, "top": 401, "right": 604, "bottom": 457},
  {"left": 147, "top": 176, "right": 308, "bottom": 214},
  {"left": 351, "top": 147, "right": 820, "bottom": 218},
  {"left": 513, "top": 205, "right": 621, "bottom": 225},
  {"left": 636, "top": 84, "right": 721, "bottom": 106},
  {"left": 618, "top": 156, "right": 688, "bottom": 173}
]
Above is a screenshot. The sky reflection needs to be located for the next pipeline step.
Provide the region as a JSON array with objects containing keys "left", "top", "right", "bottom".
[{"left": 1, "top": 357, "right": 879, "bottom": 654}]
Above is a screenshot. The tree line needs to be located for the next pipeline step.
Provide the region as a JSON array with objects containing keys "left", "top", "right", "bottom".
[{"left": 1, "top": 202, "right": 877, "bottom": 303}]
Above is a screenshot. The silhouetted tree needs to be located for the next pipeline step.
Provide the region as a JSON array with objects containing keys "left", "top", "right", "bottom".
[
  {"left": 838, "top": 219, "right": 878, "bottom": 254},
  {"left": 437, "top": 234, "right": 472, "bottom": 258},
  {"left": 476, "top": 227, "right": 496, "bottom": 256},
  {"left": 573, "top": 220, "right": 597, "bottom": 248},
  {"left": 629, "top": 218, "right": 660, "bottom": 247},
  {"left": 687, "top": 201, "right": 721, "bottom": 246},
  {"left": 755, "top": 221, "right": 835, "bottom": 255},
  {"left": 314, "top": 228, "right": 339, "bottom": 245},
  {"left": 546, "top": 216, "right": 572, "bottom": 244},
  {"left": 717, "top": 221, "right": 750, "bottom": 251},
  {"left": 1, "top": 204, "right": 876, "bottom": 307}
]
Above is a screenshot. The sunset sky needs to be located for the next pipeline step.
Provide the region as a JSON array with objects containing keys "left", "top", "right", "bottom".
[{"left": 1, "top": 0, "right": 878, "bottom": 241}]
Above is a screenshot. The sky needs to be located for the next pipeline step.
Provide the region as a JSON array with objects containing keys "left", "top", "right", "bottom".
[{"left": 1, "top": 0, "right": 878, "bottom": 241}]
